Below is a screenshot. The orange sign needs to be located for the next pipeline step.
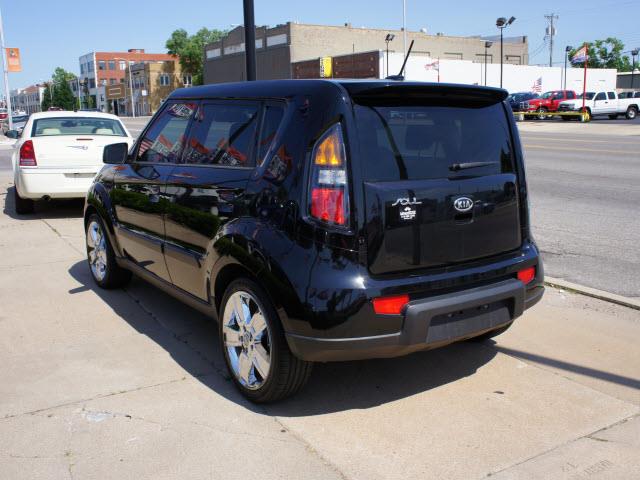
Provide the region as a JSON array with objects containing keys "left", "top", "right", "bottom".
[{"left": 6, "top": 48, "right": 21, "bottom": 72}]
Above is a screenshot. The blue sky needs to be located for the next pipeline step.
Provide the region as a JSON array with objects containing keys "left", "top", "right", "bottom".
[{"left": 2, "top": 0, "right": 639, "bottom": 94}]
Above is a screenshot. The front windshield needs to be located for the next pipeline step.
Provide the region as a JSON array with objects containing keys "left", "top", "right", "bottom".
[
  {"left": 577, "top": 92, "right": 595, "bottom": 100},
  {"left": 540, "top": 92, "right": 554, "bottom": 99}
]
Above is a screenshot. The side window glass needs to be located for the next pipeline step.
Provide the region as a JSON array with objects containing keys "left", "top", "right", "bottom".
[
  {"left": 567, "top": 92, "right": 575, "bottom": 99},
  {"left": 607, "top": 92, "right": 616, "bottom": 100},
  {"left": 183, "top": 103, "right": 259, "bottom": 167},
  {"left": 595, "top": 92, "right": 606, "bottom": 101},
  {"left": 137, "top": 102, "right": 196, "bottom": 163},
  {"left": 257, "top": 105, "right": 285, "bottom": 165}
]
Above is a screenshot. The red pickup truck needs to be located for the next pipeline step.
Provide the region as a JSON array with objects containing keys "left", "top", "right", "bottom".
[{"left": 526, "top": 90, "right": 577, "bottom": 118}]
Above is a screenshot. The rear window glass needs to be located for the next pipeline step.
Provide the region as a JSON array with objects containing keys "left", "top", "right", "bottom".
[
  {"left": 32, "top": 117, "right": 126, "bottom": 137},
  {"left": 354, "top": 103, "right": 514, "bottom": 182}
]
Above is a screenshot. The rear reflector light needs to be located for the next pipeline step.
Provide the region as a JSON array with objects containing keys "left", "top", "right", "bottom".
[
  {"left": 311, "top": 188, "right": 345, "bottom": 225},
  {"left": 373, "top": 294, "right": 410, "bottom": 315},
  {"left": 309, "top": 123, "right": 349, "bottom": 227},
  {"left": 19, "top": 140, "right": 37, "bottom": 167},
  {"left": 517, "top": 266, "right": 536, "bottom": 284}
]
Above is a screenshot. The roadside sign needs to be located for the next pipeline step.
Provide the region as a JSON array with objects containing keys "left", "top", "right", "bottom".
[
  {"left": 319, "top": 56, "right": 332, "bottom": 78},
  {"left": 5, "top": 47, "right": 21, "bottom": 72}
]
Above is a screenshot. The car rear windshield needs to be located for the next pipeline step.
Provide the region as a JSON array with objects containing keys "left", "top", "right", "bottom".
[
  {"left": 354, "top": 103, "right": 514, "bottom": 182},
  {"left": 32, "top": 117, "right": 126, "bottom": 137}
]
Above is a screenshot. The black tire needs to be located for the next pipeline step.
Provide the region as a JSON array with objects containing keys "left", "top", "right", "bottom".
[
  {"left": 608, "top": 114, "right": 618, "bottom": 120},
  {"left": 13, "top": 187, "right": 34, "bottom": 214},
  {"left": 626, "top": 106, "right": 637, "bottom": 120},
  {"left": 469, "top": 322, "right": 513, "bottom": 342},
  {"left": 85, "top": 213, "right": 131, "bottom": 289},
  {"left": 219, "top": 278, "right": 312, "bottom": 403}
]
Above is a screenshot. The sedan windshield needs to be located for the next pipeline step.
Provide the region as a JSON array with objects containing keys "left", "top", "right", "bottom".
[
  {"left": 12, "top": 115, "right": 28, "bottom": 123},
  {"left": 32, "top": 117, "right": 126, "bottom": 137}
]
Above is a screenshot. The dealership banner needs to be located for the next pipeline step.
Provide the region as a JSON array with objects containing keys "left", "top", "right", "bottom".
[{"left": 5, "top": 48, "right": 21, "bottom": 72}]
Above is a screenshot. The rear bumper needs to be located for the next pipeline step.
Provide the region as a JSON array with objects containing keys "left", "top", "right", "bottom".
[
  {"left": 287, "top": 279, "right": 543, "bottom": 362},
  {"left": 16, "top": 169, "right": 97, "bottom": 199}
]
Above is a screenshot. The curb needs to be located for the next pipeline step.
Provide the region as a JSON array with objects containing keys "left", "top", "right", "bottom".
[{"left": 544, "top": 276, "right": 640, "bottom": 311}]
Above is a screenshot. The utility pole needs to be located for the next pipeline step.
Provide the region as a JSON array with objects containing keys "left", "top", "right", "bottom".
[
  {"left": 544, "top": 13, "right": 558, "bottom": 68},
  {"left": 402, "top": 0, "right": 407, "bottom": 59},
  {"left": 0, "top": 5, "right": 13, "bottom": 130},
  {"left": 243, "top": 0, "right": 256, "bottom": 81}
]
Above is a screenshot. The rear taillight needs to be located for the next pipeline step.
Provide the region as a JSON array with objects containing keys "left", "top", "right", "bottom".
[
  {"left": 373, "top": 294, "right": 410, "bottom": 315},
  {"left": 309, "top": 123, "right": 349, "bottom": 226},
  {"left": 19, "top": 140, "right": 37, "bottom": 167},
  {"left": 517, "top": 266, "right": 536, "bottom": 285}
]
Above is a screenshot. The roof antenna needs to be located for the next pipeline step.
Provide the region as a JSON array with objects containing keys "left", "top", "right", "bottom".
[{"left": 386, "top": 39, "right": 414, "bottom": 81}]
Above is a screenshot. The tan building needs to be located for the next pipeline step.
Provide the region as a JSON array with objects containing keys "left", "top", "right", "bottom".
[
  {"left": 204, "top": 22, "right": 528, "bottom": 84},
  {"left": 111, "top": 60, "right": 191, "bottom": 116}
]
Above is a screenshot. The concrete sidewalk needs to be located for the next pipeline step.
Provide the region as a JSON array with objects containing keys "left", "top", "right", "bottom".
[{"left": 0, "top": 178, "right": 638, "bottom": 480}]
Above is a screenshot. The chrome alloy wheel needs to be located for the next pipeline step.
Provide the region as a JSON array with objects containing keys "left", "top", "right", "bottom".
[
  {"left": 223, "top": 291, "right": 272, "bottom": 390},
  {"left": 86, "top": 220, "right": 108, "bottom": 282}
]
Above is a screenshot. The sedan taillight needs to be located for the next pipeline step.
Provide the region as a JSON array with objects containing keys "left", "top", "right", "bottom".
[{"left": 19, "top": 140, "right": 37, "bottom": 167}]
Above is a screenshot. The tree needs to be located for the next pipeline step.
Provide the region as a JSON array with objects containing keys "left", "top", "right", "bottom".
[
  {"left": 569, "top": 38, "right": 633, "bottom": 71},
  {"left": 41, "top": 84, "right": 52, "bottom": 111},
  {"left": 166, "top": 27, "right": 227, "bottom": 85}
]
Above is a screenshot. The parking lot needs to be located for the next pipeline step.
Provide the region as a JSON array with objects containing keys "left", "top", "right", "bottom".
[{"left": 0, "top": 118, "right": 639, "bottom": 479}]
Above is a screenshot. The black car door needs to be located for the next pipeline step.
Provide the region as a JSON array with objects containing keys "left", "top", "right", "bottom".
[
  {"left": 111, "top": 100, "right": 197, "bottom": 281},
  {"left": 163, "top": 100, "right": 282, "bottom": 300}
]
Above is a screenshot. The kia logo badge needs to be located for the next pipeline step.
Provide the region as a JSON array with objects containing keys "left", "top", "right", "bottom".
[{"left": 453, "top": 197, "right": 474, "bottom": 212}]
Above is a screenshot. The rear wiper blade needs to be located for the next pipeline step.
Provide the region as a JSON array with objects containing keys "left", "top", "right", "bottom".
[{"left": 449, "top": 161, "right": 498, "bottom": 171}]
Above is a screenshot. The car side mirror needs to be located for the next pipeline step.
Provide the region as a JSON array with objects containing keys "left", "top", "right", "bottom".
[
  {"left": 5, "top": 130, "right": 19, "bottom": 139},
  {"left": 103, "top": 142, "right": 129, "bottom": 164}
]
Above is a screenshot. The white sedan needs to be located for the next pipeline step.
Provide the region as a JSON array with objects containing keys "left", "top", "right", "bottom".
[{"left": 11, "top": 111, "right": 133, "bottom": 214}]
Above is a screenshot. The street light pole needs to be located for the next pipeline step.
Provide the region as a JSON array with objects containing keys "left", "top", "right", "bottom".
[
  {"left": 243, "top": 0, "right": 256, "bottom": 81},
  {"left": 564, "top": 45, "right": 572, "bottom": 91},
  {"left": 496, "top": 16, "right": 515, "bottom": 89},
  {"left": 385, "top": 33, "right": 395, "bottom": 77},
  {"left": 0, "top": 5, "right": 13, "bottom": 130},
  {"left": 632, "top": 48, "right": 639, "bottom": 89},
  {"left": 484, "top": 41, "right": 492, "bottom": 86}
]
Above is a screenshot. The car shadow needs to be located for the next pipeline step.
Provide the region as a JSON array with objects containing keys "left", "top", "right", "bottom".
[
  {"left": 3, "top": 186, "right": 84, "bottom": 220},
  {"left": 68, "top": 260, "right": 498, "bottom": 415}
]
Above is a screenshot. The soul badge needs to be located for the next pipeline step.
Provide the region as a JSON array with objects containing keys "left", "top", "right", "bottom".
[{"left": 400, "top": 205, "right": 417, "bottom": 221}]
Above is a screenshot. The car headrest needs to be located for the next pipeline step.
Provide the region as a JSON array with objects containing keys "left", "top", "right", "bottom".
[
  {"left": 41, "top": 128, "right": 61, "bottom": 135},
  {"left": 94, "top": 128, "right": 113, "bottom": 135},
  {"left": 405, "top": 124, "right": 436, "bottom": 151}
]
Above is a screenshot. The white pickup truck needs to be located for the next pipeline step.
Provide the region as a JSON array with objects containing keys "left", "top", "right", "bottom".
[{"left": 557, "top": 90, "right": 639, "bottom": 121}]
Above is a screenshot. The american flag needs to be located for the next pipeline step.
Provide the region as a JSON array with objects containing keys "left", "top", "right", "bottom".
[
  {"left": 531, "top": 77, "right": 542, "bottom": 93},
  {"left": 424, "top": 59, "right": 439, "bottom": 71},
  {"left": 571, "top": 46, "right": 588, "bottom": 64}
]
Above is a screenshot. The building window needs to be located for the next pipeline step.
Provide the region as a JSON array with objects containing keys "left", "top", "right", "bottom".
[
  {"left": 159, "top": 73, "right": 170, "bottom": 86},
  {"left": 109, "top": 78, "right": 116, "bottom": 85},
  {"left": 88, "top": 78, "right": 96, "bottom": 89},
  {"left": 80, "top": 64, "right": 85, "bottom": 74},
  {"left": 108, "top": 60, "right": 116, "bottom": 70},
  {"left": 88, "top": 61, "right": 95, "bottom": 72},
  {"left": 100, "top": 79, "right": 107, "bottom": 86},
  {"left": 98, "top": 60, "right": 106, "bottom": 70},
  {"left": 120, "top": 78, "right": 125, "bottom": 83},
  {"left": 119, "top": 60, "right": 126, "bottom": 70},
  {"left": 182, "top": 74, "right": 192, "bottom": 86}
]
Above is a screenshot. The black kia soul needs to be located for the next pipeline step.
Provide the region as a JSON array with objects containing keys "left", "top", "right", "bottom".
[{"left": 86, "top": 80, "right": 543, "bottom": 402}]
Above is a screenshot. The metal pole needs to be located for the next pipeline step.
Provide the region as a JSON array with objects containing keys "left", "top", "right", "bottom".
[
  {"left": 484, "top": 45, "right": 488, "bottom": 86},
  {"left": 77, "top": 77, "right": 81, "bottom": 109},
  {"left": 243, "top": 0, "right": 256, "bottom": 81},
  {"left": 563, "top": 51, "right": 567, "bottom": 90},
  {"left": 128, "top": 63, "right": 135, "bottom": 117},
  {"left": 500, "top": 28, "right": 503, "bottom": 88},
  {"left": 632, "top": 52, "right": 637, "bottom": 89},
  {"left": 402, "top": 0, "right": 407, "bottom": 59},
  {"left": 386, "top": 42, "right": 389, "bottom": 77},
  {"left": 0, "top": 5, "right": 13, "bottom": 130}
]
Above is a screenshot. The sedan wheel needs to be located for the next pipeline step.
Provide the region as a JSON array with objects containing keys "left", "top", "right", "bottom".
[
  {"left": 222, "top": 291, "right": 272, "bottom": 390},
  {"left": 87, "top": 220, "right": 108, "bottom": 282}
]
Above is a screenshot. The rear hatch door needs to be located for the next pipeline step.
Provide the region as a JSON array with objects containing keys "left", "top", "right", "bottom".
[{"left": 351, "top": 85, "right": 521, "bottom": 275}]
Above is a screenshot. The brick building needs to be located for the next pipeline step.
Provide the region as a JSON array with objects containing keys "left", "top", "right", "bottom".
[
  {"left": 77, "top": 49, "right": 177, "bottom": 112},
  {"left": 204, "top": 22, "right": 528, "bottom": 84}
]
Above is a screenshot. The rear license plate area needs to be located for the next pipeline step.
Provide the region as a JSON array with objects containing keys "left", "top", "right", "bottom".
[
  {"left": 426, "top": 300, "right": 513, "bottom": 343},
  {"left": 64, "top": 173, "right": 96, "bottom": 178}
]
